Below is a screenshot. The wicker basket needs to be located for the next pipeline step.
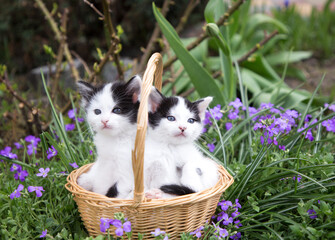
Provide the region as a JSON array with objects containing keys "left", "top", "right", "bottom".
[{"left": 65, "top": 53, "right": 234, "bottom": 239}]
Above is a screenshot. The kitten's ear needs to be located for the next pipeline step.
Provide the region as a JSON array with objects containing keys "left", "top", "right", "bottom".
[
  {"left": 196, "top": 96, "right": 213, "bottom": 119},
  {"left": 148, "top": 87, "right": 164, "bottom": 113},
  {"left": 76, "top": 80, "right": 95, "bottom": 106},
  {"left": 125, "top": 75, "right": 142, "bottom": 103}
]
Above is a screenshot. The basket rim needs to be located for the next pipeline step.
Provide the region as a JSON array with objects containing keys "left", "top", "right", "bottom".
[{"left": 65, "top": 162, "right": 234, "bottom": 208}]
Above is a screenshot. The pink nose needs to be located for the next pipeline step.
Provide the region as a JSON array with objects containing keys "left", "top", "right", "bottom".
[
  {"left": 101, "top": 120, "right": 109, "bottom": 125},
  {"left": 179, "top": 126, "right": 186, "bottom": 132}
]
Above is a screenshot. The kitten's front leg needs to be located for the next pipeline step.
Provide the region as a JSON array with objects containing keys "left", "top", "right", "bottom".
[{"left": 77, "top": 172, "right": 93, "bottom": 191}]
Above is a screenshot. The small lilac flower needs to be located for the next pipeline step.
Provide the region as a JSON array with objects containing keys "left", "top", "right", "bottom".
[
  {"left": 231, "top": 211, "right": 240, "bottom": 218},
  {"left": 210, "top": 105, "right": 223, "bottom": 120},
  {"left": 230, "top": 232, "right": 242, "bottom": 239},
  {"left": 322, "top": 118, "right": 335, "bottom": 132},
  {"left": 190, "top": 226, "right": 204, "bottom": 238},
  {"left": 213, "top": 224, "right": 228, "bottom": 238},
  {"left": 260, "top": 135, "right": 264, "bottom": 145},
  {"left": 113, "top": 219, "right": 131, "bottom": 237},
  {"left": 28, "top": 186, "right": 45, "bottom": 197},
  {"left": 27, "top": 144, "right": 37, "bottom": 155},
  {"left": 228, "top": 110, "right": 239, "bottom": 120},
  {"left": 218, "top": 200, "right": 233, "bottom": 211},
  {"left": 89, "top": 150, "right": 93, "bottom": 155},
  {"left": 226, "top": 122, "right": 233, "bottom": 130},
  {"left": 14, "top": 170, "right": 29, "bottom": 182},
  {"left": 235, "top": 199, "right": 242, "bottom": 209},
  {"left": 285, "top": 109, "right": 298, "bottom": 118},
  {"left": 229, "top": 98, "right": 243, "bottom": 109},
  {"left": 329, "top": 104, "right": 335, "bottom": 112},
  {"left": 293, "top": 175, "right": 302, "bottom": 183},
  {"left": 10, "top": 184, "right": 24, "bottom": 199},
  {"left": 77, "top": 117, "right": 84, "bottom": 122},
  {"left": 307, "top": 209, "right": 317, "bottom": 219},
  {"left": 46, "top": 146, "right": 58, "bottom": 159},
  {"left": 36, "top": 168, "right": 50, "bottom": 178},
  {"left": 253, "top": 122, "right": 264, "bottom": 131},
  {"left": 65, "top": 123, "right": 75, "bottom": 131},
  {"left": 14, "top": 142, "right": 23, "bottom": 149},
  {"left": 151, "top": 228, "right": 166, "bottom": 236},
  {"left": 40, "top": 229, "right": 47, "bottom": 238},
  {"left": 69, "top": 162, "right": 78, "bottom": 168},
  {"left": 234, "top": 220, "right": 243, "bottom": 228},
  {"left": 260, "top": 102, "right": 274, "bottom": 109},
  {"left": 68, "top": 109, "right": 77, "bottom": 119},
  {"left": 203, "top": 111, "right": 212, "bottom": 126},
  {"left": 207, "top": 143, "right": 215, "bottom": 153},
  {"left": 100, "top": 218, "right": 111, "bottom": 233},
  {"left": 25, "top": 135, "right": 40, "bottom": 146},
  {"left": 10, "top": 163, "right": 22, "bottom": 172},
  {"left": 0, "top": 146, "right": 18, "bottom": 159},
  {"left": 279, "top": 145, "right": 286, "bottom": 151},
  {"left": 270, "top": 108, "right": 281, "bottom": 114},
  {"left": 221, "top": 213, "right": 234, "bottom": 225}
]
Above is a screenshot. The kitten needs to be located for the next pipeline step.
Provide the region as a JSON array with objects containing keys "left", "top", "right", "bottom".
[
  {"left": 76, "top": 76, "right": 141, "bottom": 199},
  {"left": 145, "top": 89, "right": 219, "bottom": 198}
]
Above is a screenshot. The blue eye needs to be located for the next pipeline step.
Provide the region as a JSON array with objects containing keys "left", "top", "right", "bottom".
[
  {"left": 188, "top": 118, "right": 195, "bottom": 124},
  {"left": 94, "top": 109, "right": 101, "bottom": 115},
  {"left": 167, "top": 116, "right": 175, "bottom": 121},
  {"left": 112, "top": 107, "right": 121, "bottom": 114}
]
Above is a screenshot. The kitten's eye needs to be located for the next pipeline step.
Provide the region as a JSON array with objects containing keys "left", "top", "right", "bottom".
[
  {"left": 167, "top": 116, "right": 176, "bottom": 121},
  {"left": 188, "top": 118, "right": 196, "bottom": 124},
  {"left": 112, "top": 107, "right": 121, "bottom": 114},
  {"left": 94, "top": 109, "right": 102, "bottom": 115}
]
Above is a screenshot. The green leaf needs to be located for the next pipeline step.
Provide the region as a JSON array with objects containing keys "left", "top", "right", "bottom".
[
  {"left": 266, "top": 51, "right": 313, "bottom": 66},
  {"left": 153, "top": 3, "right": 225, "bottom": 105}
]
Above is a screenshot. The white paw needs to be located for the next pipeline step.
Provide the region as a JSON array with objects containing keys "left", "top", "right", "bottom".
[
  {"left": 145, "top": 189, "right": 163, "bottom": 199},
  {"left": 77, "top": 173, "right": 93, "bottom": 191}
]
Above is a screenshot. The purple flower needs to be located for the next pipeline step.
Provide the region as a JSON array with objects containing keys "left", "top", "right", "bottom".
[
  {"left": 221, "top": 213, "right": 234, "bottom": 225},
  {"left": 218, "top": 200, "right": 233, "bottom": 211},
  {"left": 260, "top": 102, "right": 274, "bottom": 109},
  {"left": 100, "top": 218, "right": 112, "bottom": 233},
  {"left": 329, "top": 104, "right": 335, "bottom": 112},
  {"left": 279, "top": 145, "right": 286, "bottom": 151},
  {"left": 228, "top": 110, "right": 239, "bottom": 120},
  {"left": 235, "top": 199, "right": 242, "bottom": 209},
  {"left": 89, "top": 150, "right": 93, "bottom": 155},
  {"left": 210, "top": 105, "right": 223, "bottom": 120},
  {"left": 65, "top": 123, "right": 75, "bottom": 131},
  {"left": 14, "top": 170, "right": 29, "bottom": 182},
  {"left": 231, "top": 211, "right": 240, "bottom": 218},
  {"left": 207, "top": 143, "right": 215, "bottom": 153},
  {"left": 69, "top": 162, "right": 78, "bottom": 168},
  {"left": 0, "top": 146, "right": 18, "bottom": 159},
  {"left": 293, "top": 175, "right": 302, "bottom": 183},
  {"left": 10, "top": 184, "right": 24, "bottom": 199},
  {"left": 151, "top": 228, "right": 166, "bottom": 236},
  {"left": 203, "top": 111, "right": 212, "bottom": 126},
  {"left": 234, "top": 220, "right": 243, "bottom": 228},
  {"left": 25, "top": 135, "right": 40, "bottom": 146},
  {"left": 14, "top": 142, "right": 23, "bottom": 149},
  {"left": 190, "top": 226, "right": 204, "bottom": 238},
  {"left": 213, "top": 224, "right": 228, "bottom": 238},
  {"left": 113, "top": 219, "right": 131, "bottom": 237},
  {"left": 230, "top": 232, "right": 242, "bottom": 239},
  {"left": 46, "top": 146, "right": 57, "bottom": 159},
  {"left": 28, "top": 186, "right": 45, "bottom": 197},
  {"left": 36, "top": 168, "right": 50, "bottom": 178},
  {"left": 77, "top": 117, "right": 84, "bottom": 122},
  {"left": 307, "top": 209, "right": 317, "bottom": 219},
  {"left": 229, "top": 98, "right": 243, "bottom": 109},
  {"left": 40, "top": 229, "right": 47, "bottom": 238},
  {"left": 285, "top": 109, "right": 298, "bottom": 118},
  {"left": 260, "top": 135, "right": 264, "bottom": 145},
  {"left": 226, "top": 122, "right": 233, "bottom": 130},
  {"left": 27, "top": 144, "right": 37, "bottom": 155},
  {"left": 253, "top": 122, "right": 264, "bottom": 131},
  {"left": 10, "top": 163, "right": 22, "bottom": 172},
  {"left": 322, "top": 118, "right": 335, "bottom": 132},
  {"left": 68, "top": 109, "right": 77, "bottom": 119}
]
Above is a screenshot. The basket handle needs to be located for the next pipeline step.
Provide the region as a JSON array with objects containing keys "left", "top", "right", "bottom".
[{"left": 132, "top": 53, "right": 163, "bottom": 204}]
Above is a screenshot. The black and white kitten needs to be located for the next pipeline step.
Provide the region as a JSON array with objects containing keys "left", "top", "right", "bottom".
[
  {"left": 145, "top": 89, "right": 219, "bottom": 198},
  {"left": 76, "top": 76, "right": 141, "bottom": 199}
]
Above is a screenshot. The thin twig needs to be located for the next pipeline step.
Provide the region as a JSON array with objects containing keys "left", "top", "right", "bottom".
[
  {"left": 163, "top": 0, "right": 246, "bottom": 70},
  {"left": 137, "top": 0, "right": 172, "bottom": 72},
  {"left": 102, "top": 0, "right": 124, "bottom": 81},
  {"left": 71, "top": 50, "right": 92, "bottom": 76},
  {"left": 237, "top": 30, "right": 279, "bottom": 64},
  {"left": 0, "top": 72, "right": 42, "bottom": 134},
  {"left": 35, "top": 0, "right": 80, "bottom": 81},
  {"left": 83, "top": 0, "right": 104, "bottom": 19},
  {"left": 175, "top": 0, "right": 200, "bottom": 34}
]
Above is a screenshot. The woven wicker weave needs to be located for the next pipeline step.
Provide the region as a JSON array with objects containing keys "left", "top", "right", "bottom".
[{"left": 65, "top": 53, "right": 234, "bottom": 239}]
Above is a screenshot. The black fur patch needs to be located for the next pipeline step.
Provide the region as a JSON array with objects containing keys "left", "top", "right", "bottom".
[
  {"left": 111, "top": 79, "right": 140, "bottom": 124},
  {"left": 149, "top": 97, "right": 179, "bottom": 128},
  {"left": 77, "top": 80, "right": 104, "bottom": 105},
  {"left": 184, "top": 98, "right": 201, "bottom": 122},
  {"left": 106, "top": 182, "right": 118, "bottom": 198},
  {"left": 160, "top": 184, "right": 195, "bottom": 196}
]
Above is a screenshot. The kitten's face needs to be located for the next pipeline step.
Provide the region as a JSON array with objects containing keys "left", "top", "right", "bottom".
[
  {"left": 77, "top": 76, "right": 141, "bottom": 136},
  {"left": 149, "top": 95, "right": 212, "bottom": 145}
]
